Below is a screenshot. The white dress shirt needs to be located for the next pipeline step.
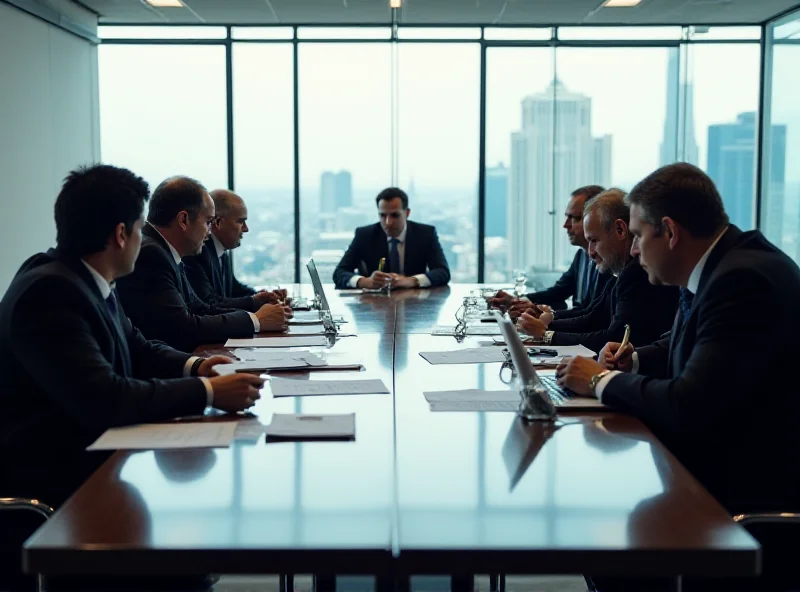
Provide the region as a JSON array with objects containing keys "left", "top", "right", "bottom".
[
  {"left": 594, "top": 227, "right": 729, "bottom": 401},
  {"left": 348, "top": 225, "right": 432, "bottom": 288},
  {"left": 81, "top": 259, "right": 214, "bottom": 406},
  {"left": 148, "top": 223, "right": 261, "bottom": 333}
]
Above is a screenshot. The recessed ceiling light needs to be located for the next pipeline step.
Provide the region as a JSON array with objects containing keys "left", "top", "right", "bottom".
[
  {"left": 389, "top": 0, "right": 402, "bottom": 7},
  {"left": 145, "top": 0, "right": 184, "bottom": 7},
  {"left": 602, "top": 0, "right": 643, "bottom": 6}
]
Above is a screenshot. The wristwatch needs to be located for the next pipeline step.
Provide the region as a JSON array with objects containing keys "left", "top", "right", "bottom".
[
  {"left": 543, "top": 330, "right": 554, "bottom": 345},
  {"left": 588, "top": 370, "right": 611, "bottom": 396}
]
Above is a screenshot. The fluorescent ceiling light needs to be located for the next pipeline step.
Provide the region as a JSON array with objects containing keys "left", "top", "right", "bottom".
[
  {"left": 389, "top": 0, "right": 402, "bottom": 7},
  {"left": 602, "top": 0, "right": 643, "bottom": 6},
  {"left": 145, "top": 0, "right": 184, "bottom": 7}
]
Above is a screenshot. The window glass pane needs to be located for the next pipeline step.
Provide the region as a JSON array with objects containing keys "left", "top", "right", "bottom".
[
  {"left": 99, "top": 45, "right": 227, "bottom": 190},
  {"left": 762, "top": 12, "right": 799, "bottom": 262},
  {"left": 99, "top": 26, "right": 227, "bottom": 39},
  {"left": 297, "top": 27, "right": 390, "bottom": 40},
  {"left": 298, "top": 44, "right": 392, "bottom": 285},
  {"left": 484, "top": 27, "right": 552, "bottom": 41},
  {"left": 397, "top": 27, "right": 481, "bottom": 40},
  {"left": 687, "top": 26, "right": 761, "bottom": 40},
  {"left": 232, "top": 44, "right": 295, "bottom": 287},
  {"left": 484, "top": 47, "right": 554, "bottom": 285},
  {"left": 557, "top": 26, "right": 681, "bottom": 40},
  {"left": 687, "top": 44, "right": 760, "bottom": 230},
  {"left": 397, "top": 44, "right": 480, "bottom": 282},
  {"left": 232, "top": 27, "right": 293, "bottom": 40}
]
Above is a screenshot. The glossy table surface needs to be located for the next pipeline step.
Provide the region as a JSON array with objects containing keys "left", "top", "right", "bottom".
[{"left": 24, "top": 285, "right": 760, "bottom": 577}]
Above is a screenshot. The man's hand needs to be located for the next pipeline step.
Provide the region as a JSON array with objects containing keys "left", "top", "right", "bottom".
[
  {"left": 508, "top": 299, "right": 535, "bottom": 319},
  {"left": 255, "top": 303, "right": 289, "bottom": 332},
  {"left": 490, "top": 290, "right": 514, "bottom": 309},
  {"left": 253, "top": 290, "right": 280, "bottom": 305},
  {"left": 387, "top": 274, "right": 418, "bottom": 289},
  {"left": 555, "top": 356, "right": 606, "bottom": 397},
  {"left": 208, "top": 373, "right": 266, "bottom": 413},
  {"left": 598, "top": 342, "right": 635, "bottom": 372},
  {"left": 517, "top": 311, "right": 547, "bottom": 338},
  {"left": 357, "top": 271, "right": 393, "bottom": 289},
  {"left": 197, "top": 355, "right": 234, "bottom": 377}
]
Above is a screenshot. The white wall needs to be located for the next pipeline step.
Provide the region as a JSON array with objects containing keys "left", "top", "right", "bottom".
[{"left": 0, "top": 2, "right": 100, "bottom": 292}]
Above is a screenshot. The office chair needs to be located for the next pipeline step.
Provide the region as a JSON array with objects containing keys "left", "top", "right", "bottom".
[
  {"left": 0, "top": 497, "right": 54, "bottom": 592},
  {"left": 734, "top": 512, "right": 800, "bottom": 591}
]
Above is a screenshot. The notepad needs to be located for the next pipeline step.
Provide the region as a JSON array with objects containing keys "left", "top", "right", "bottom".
[
  {"left": 87, "top": 422, "right": 237, "bottom": 450},
  {"left": 265, "top": 413, "right": 355, "bottom": 440},
  {"left": 269, "top": 377, "right": 389, "bottom": 397},
  {"left": 225, "top": 336, "right": 329, "bottom": 348}
]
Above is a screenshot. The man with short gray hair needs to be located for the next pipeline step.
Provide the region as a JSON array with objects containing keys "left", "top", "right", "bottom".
[{"left": 517, "top": 188, "right": 678, "bottom": 353}]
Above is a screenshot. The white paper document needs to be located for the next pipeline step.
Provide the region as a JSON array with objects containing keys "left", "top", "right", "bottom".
[
  {"left": 235, "top": 420, "right": 269, "bottom": 441},
  {"left": 424, "top": 389, "right": 520, "bottom": 412},
  {"left": 225, "top": 336, "right": 329, "bottom": 348},
  {"left": 87, "top": 422, "right": 237, "bottom": 451},
  {"left": 213, "top": 359, "right": 312, "bottom": 375},
  {"left": 287, "top": 324, "right": 328, "bottom": 336},
  {"left": 265, "top": 413, "right": 356, "bottom": 440},
  {"left": 419, "top": 345, "right": 595, "bottom": 366},
  {"left": 429, "top": 400, "right": 518, "bottom": 412},
  {"left": 432, "top": 324, "right": 502, "bottom": 336},
  {"left": 270, "top": 377, "right": 389, "bottom": 397}
]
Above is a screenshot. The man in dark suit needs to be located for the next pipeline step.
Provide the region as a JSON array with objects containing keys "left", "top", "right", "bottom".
[
  {"left": 333, "top": 187, "right": 450, "bottom": 289},
  {"left": 0, "top": 165, "right": 265, "bottom": 591},
  {"left": 492, "top": 185, "right": 613, "bottom": 312},
  {"left": 557, "top": 163, "right": 800, "bottom": 591},
  {"left": 183, "top": 189, "right": 285, "bottom": 312},
  {"left": 116, "top": 177, "right": 290, "bottom": 352},
  {"left": 517, "top": 189, "right": 678, "bottom": 353}
]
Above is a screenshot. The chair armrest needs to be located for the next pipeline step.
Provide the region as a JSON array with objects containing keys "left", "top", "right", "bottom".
[{"left": 0, "top": 498, "right": 54, "bottom": 520}]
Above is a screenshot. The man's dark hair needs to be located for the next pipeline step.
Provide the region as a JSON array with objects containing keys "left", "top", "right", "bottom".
[
  {"left": 572, "top": 185, "right": 605, "bottom": 204},
  {"left": 147, "top": 176, "right": 207, "bottom": 227},
  {"left": 375, "top": 187, "right": 409, "bottom": 210},
  {"left": 55, "top": 164, "right": 149, "bottom": 257},
  {"left": 628, "top": 163, "right": 729, "bottom": 238}
]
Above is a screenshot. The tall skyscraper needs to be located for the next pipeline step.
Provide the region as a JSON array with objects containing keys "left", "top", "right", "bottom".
[
  {"left": 707, "top": 112, "right": 786, "bottom": 232},
  {"left": 485, "top": 163, "right": 509, "bottom": 238},
  {"left": 508, "top": 79, "right": 612, "bottom": 271},
  {"left": 660, "top": 51, "right": 698, "bottom": 166},
  {"left": 320, "top": 170, "right": 353, "bottom": 213}
]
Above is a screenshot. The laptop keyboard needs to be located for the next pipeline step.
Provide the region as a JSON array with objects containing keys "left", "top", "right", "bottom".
[{"left": 539, "top": 375, "right": 572, "bottom": 404}]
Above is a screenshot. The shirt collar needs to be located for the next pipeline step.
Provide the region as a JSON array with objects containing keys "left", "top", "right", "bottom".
[
  {"left": 387, "top": 225, "right": 408, "bottom": 244},
  {"left": 687, "top": 226, "right": 729, "bottom": 295},
  {"left": 80, "top": 260, "right": 113, "bottom": 300},
  {"left": 211, "top": 234, "right": 226, "bottom": 260},
  {"left": 147, "top": 222, "right": 182, "bottom": 265}
]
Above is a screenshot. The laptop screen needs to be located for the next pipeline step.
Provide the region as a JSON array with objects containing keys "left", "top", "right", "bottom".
[
  {"left": 306, "top": 258, "right": 330, "bottom": 313},
  {"left": 492, "top": 310, "right": 539, "bottom": 387}
]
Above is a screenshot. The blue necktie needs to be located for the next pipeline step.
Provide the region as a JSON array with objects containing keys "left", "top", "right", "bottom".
[
  {"left": 106, "top": 290, "right": 118, "bottom": 318},
  {"left": 679, "top": 287, "right": 694, "bottom": 325},
  {"left": 389, "top": 238, "right": 401, "bottom": 275},
  {"left": 220, "top": 252, "right": 232, "bottom": 296}
]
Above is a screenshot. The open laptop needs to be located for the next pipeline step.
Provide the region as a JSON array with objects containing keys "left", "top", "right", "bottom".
[
  {"left": 492, "top": 310, "right": 607, "bottom": 410},
  {"left": 306, "top": 258, "right": 331, "bottom": 314}
]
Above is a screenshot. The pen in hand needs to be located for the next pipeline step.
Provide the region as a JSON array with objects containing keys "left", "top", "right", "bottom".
[{"left": 612, "top": 323, "right": 631, "bottom": 363}]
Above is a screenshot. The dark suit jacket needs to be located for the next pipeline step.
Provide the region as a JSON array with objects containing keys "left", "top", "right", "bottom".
[
  {"left": 548, "top": 257, "right": 678, "bottom": 353},
  {"left": 115, "top": 224, "right": 256, "bottom": 352},
  {"left": 333, "top": 220, "right": 450, "bottom": 289},
  {"left": 0, "top": 249, "right": 207, "bottom": 505},
  {"left": 603, "top": 226, "right": 800, "bottom": 514},
  {"left": 183, "top": 240, "right": 258, "bottom": 312},
  {"left": 526, "top": 248, "right": 613, "bottom": 311}
]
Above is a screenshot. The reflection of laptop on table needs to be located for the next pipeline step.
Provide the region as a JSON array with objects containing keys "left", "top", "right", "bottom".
[{"left": 493, "top": 311, "right": 607, "bottom": 410}]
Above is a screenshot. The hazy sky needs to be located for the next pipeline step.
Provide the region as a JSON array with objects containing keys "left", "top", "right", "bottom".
[{"left": 98, "top": 35, "right": 800, "bottom": 195}]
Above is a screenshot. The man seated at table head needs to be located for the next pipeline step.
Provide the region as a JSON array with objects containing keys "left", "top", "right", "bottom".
[
  {"left": 183, "top": 189, "right": 287, "bottom": 312},
  {"left": 0, "top": 164, "right": 266, "bottom": 507},
  {"left": 492, "top": 184, "right": 613, "bottom": 314},
  {"left": 516, "top": 189, "right": 678, "bottom": 353},
  {"left": 333, "top": 187, "right": 451, "bottom": 290},
  {"left": 116, "top": 176, "right": 290, "bottom": 352},
  {"left": 557, "top": 162, "right": 800, "bottom": 517}
]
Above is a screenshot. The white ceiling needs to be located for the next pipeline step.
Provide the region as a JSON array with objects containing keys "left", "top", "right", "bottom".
[{"left": 75, "top": 0, "right": 800, "bottom": 25}]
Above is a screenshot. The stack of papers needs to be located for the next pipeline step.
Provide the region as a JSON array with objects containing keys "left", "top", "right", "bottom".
[
  {"left": 423, "top": 389, "right": 519, "bottom": 412},
  {"left": 213, "top": 350, "right": 363, "bottom": 375},
  {"left": 87, "top": 422, "right": 237, "bottom": 450},
  {"left": 225, "top": 336, "right": 329, "bottom": 348},
  {"left": 432, "top": 325, "right": 502, "bottom": 336},
  {"left": 269, "top": 377, "right": 390, "bottom": 398},
  {"left": 265, "top": 413, "right": 356, "bottom": 441},
  {"left": 419, "top": 345, "right": 595, "bottom": 366}
]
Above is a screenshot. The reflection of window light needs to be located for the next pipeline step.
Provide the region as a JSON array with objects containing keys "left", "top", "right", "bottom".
[{"left": 145, "top": 0, "right": 183, "bottom": 6}]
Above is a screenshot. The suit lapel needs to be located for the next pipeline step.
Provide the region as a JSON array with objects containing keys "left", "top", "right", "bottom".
[{"left": 144, "top": 224, "right": 187, "bottom": 300}]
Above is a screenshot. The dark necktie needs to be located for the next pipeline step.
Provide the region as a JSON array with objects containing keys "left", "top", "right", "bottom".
[
  {"left": 220, "top": 252, "right": 232, "bottom": 296},
  {"left": 106, "top": 290, "right": 118, "bottom": 319},
  {"left": 178, "top": 261, "right": 190, "bottom": 300},
  {"left": 389, "top": 238, "right": 401, "bottom": 275},
  {"left": 679, "top": 287, "right": 694, "bottom": 326}
]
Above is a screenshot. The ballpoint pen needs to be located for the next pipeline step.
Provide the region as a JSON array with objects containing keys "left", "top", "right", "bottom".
[
  {"left": 612, "top": 323, "right": 631, "bottom": 362},
  {"left": 378, "top": 258, "right": 385, "bottom": 272}
]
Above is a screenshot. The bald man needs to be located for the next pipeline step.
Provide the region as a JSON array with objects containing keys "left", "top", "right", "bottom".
[{"left": 183, "top": 189, "right": 284, "bottom": 312}]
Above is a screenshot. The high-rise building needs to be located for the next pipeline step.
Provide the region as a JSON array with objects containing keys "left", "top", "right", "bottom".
[
  {"left": 707, "top": 112, "right": 786, "bottom": 232},
  {"left": 508, "top": 79, "right": 613, "bottom": 272},
  {"left": 660, "top": 51, "right": 698, "bottom": 166},
  {"left": 320, "top": 170, "right": 353, "bottom": 213},
  {"left": 485, "top": 163, "right": 509, "bottom": 238}
]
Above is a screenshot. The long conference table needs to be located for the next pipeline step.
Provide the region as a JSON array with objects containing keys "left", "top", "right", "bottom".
[{"left": 24, "top": 285, "right": 760, "bottom": 585}]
